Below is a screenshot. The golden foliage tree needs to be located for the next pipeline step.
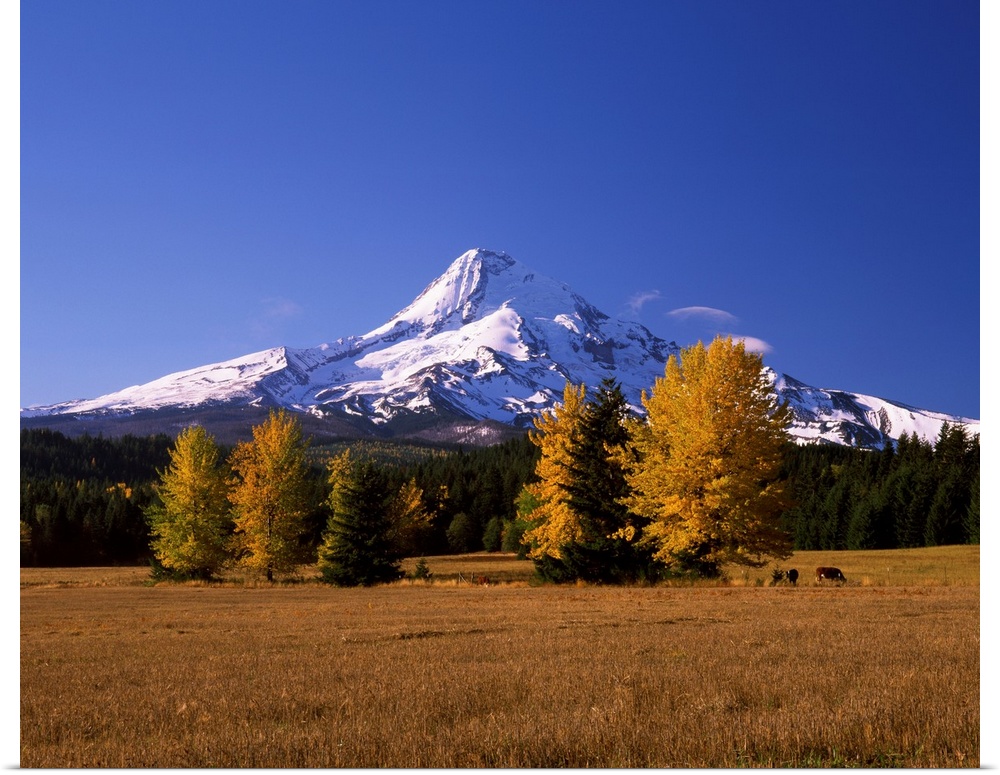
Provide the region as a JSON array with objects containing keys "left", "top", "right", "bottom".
[
  {"left": 145, "top": 425, "right": 231, "bottom": 578},
  {"left": 228, "top": 409, "right": 312, "bottom": 581},
  {"left": 387, "top": 478, "right": 434, "bottom": 558},
  {"left": 520, "top": 382, "right": 587, "bottom": 562},
  {"left": 628, "top": 336, "right": 793, "bottom": 575}
]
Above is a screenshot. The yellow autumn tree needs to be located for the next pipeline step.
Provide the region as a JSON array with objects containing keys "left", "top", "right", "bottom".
[
  {"left": 228, "top": 409, "right": 312, "bottom": 581},
  {"left": 387, "top": 478, "right": 435, "bottom": 557},
  {"left": 520, "top": 382, "right": 587, "bottom": 562},
  {"left": 145, "top": 425, "right": 231, "bottom": 579},
  {"left": 628, "top": 336, "right": 793, "bottom": 576}
]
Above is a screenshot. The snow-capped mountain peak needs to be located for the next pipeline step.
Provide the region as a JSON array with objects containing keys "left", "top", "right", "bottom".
[
  {"left": 368, "top": 248, "right": 585, "bottom": 339},
  {"left": 21, "top": 249, "right": 979, "bottom": 448}
]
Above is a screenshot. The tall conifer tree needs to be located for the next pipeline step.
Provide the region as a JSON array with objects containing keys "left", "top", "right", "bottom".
[
  {"left": 965, "top": 470, "right": 980, "bottom": 544},
  {"left": 318, "top": 450, "right": 402, "bottom": 586},
  {"left": 560, "top": 379, "right": 654, "bottom": 582}
]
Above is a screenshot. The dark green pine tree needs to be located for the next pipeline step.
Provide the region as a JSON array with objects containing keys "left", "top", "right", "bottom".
[
  {"left": 891, "top": 433, "right": 937, "bottom": 548},
  {"left": 934, "top": 422, "right": 971, "bottom": 475},
  {"left": 318, "top": 458, "right": 402, "bottom": 587},
  {"left": 560, "top": 378, "right": 657, "bottom": 583},
  {"left": 790, "top": 491, "right": 824, "bottom": 550},
  {"left": 819, "top": 476, "right": 853, "bottom": 550},
  {"left": 873, "top": 439, "right": 896, "bottom": 479},
  {"left": 924, "top": 467, "right": 968, "bottom": 547},
  {"left": 846, "top": 486, "right": 894, "bottom": 550},
  {"left": 910, "top": 467, "right": 940, "bottom": 547},
  {"left": 925, "top": 423, "right": 975, "bottom": 546},
  {"left": 845, "top": 490, "right": 876, "bottom": 550},
  {"left": 965, "top": 470, "right": 980, "bottom": 544}
]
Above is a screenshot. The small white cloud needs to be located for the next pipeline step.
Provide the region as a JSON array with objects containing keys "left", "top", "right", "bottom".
[
  {"left": 727, "top": 334, "right": 773, "bottom": 355},
  {"left": 627, "top": 290, "right": 661, "bottom": 315},
  {"left": 667, "top": 306, "right": 737, "bottom": 325}
]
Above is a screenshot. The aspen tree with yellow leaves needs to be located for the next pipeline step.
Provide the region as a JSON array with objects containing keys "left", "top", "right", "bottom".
[
  {"left": 628, "top": 336, "right": 793, "bottom": 576},
  {"left": 228, "top": 409, "right": 312, "bottom": 581},
  {"left": 145, "top": 425, "right": 231, "bottom": 579},
  {"left": 387, "top": 478, "right": 435, "bottom": 558},
  {"left": 519, "top": 382, "right": 587, "bottom": 578}
]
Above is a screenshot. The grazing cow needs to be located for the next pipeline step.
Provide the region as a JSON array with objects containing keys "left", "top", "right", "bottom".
[
  {"left": 815, "top": 566, "right": 846, "bottom": 583},
  {"left": 476, "top": 575, "right": 491, "bottom": 586},
  {"left": 786, "top": 568, "right": 799, "bottom": 586}
]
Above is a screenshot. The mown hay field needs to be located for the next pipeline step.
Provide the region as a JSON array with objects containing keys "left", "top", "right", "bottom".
[{"left": 21, "top": 546, "right": 980, "bottom": 767}]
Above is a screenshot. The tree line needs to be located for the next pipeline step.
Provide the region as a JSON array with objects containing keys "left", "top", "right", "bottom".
[
  {"left": 19, "top": 420, "right": 538, "bottom": 572},
  {"left": 780, "top": 422, "right": 979, "bottom": 550},
  {"left": 20, "top": 337, "right": 979, "bottom": 579},
  {"left": 143, "top": 409, "right": 552, "bottom": 585},
  {"left": 20, "top": 430, "right": 174, "bottom": 566}
]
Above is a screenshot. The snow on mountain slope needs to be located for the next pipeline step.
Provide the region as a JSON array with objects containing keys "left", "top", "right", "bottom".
[
  {"left": 770, "top": 372, "right": 978, "bottom": 448},
  {"left": 20, "top": 347, "right": 292, "bottom": 416},
  {"left": 21, "top": 248, "right": 979, "bottom": 448},
  {"left": 252, "top": 249, "right": 679, "bottom": 426}
]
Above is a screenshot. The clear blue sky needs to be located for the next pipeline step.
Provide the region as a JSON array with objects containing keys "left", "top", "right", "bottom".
[{"left": 19, "top": 0, "right": 981, "bottom": 419}]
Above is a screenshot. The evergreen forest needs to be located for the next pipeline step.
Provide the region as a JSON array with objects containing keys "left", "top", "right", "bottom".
[{"left": 20, "top": 420, "right": 978, "bottom": 570}]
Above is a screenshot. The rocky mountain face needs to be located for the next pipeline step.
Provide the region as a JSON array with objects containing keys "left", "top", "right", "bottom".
[{"left": 21, "top": 249, "right": 979, "bottom": 447}]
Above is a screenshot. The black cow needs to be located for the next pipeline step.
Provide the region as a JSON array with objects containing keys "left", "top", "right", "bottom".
[
  {"left": 815, "top": 566, "right": 846, "bottom": 583},
  {"left": 770, "top": 568, "right": 799, "bottom": 586}
]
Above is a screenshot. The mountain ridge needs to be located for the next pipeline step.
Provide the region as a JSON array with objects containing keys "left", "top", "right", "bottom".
[{"left": 21, "top": 248, "right": 979, "bottom": 448}]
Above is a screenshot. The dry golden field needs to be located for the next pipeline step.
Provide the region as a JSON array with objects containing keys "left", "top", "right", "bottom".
[
  {"left": 21, "top": 546, "right": 979, "bottom": 768},
  {"left": 395, "top": 544, "right": 982, "bottom": 588}
]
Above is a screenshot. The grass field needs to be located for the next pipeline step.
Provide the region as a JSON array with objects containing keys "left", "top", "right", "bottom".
[
  {"left": 395, "top": 545, "right": 982, "bottom": 588},
  {"left": 20, "top": 546, "right": 980, "bottom": 767},
  {"left": 18, "top": 544, "right": 980, "bottom": 590}
]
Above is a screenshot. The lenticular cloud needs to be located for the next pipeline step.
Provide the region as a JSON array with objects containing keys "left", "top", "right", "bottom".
[{"left": 667, "top": 306, "right": 737, "bottom": 325}]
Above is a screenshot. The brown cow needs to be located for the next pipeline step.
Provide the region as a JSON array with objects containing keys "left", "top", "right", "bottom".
[{"left": 815, "top": 566, "right": 846, "bottom": 583}]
